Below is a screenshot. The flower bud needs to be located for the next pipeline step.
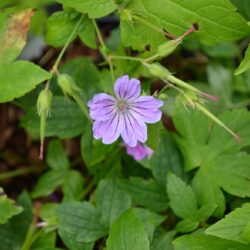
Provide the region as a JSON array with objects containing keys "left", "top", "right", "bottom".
[
  {"left": 157, "top": 39, "right": 181, "bottom": 58},
  {"left": 57, "top": 74, "right": 80, "bottom": 97},
  {"left": 147, "top": 62, "right": 171, "bottom": 80},
  {"left": 37, "top": 89, "right": 52, "bottom": 116}
]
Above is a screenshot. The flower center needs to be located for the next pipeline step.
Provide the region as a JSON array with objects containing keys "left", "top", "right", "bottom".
[{"left": 117, "top": 100, "right": 129, "bottom": 112}]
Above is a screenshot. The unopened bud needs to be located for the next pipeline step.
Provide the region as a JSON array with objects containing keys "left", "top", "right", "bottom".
[
  {"left": 157, "top": 39, "right": 181, "bottom": 58},
  {"left": 37, "top": 89, "right": 52, "bottom": 116},
  {"left": 57, "top": 74, "right": 80, "bottom": 97},
  {"left": 146, "top": 62, "right": 171, "bottom": 80}
]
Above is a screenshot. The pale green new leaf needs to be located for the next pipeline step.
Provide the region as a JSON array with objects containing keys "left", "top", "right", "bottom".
[
  {"left": 121, "top": 0, "right": 250, "bottom": 50},
  {"left": 106, "top": 209, "right": 150, "bottom": 250},
  {"left": 0, "top": 188, "right": 23, "bottom": 224},
  {"left": 95, "top": 178, "right": 132, "bottom": 228},
  {"left": 0, "top": 61, "right": 50, "bottom": 103},
  {"left": 235, "top": 43, "right": 250, "bottom": 75},
  {"left": 206, "top": 203, "right": 250, "bottom": 244},
  {"left": 56, "top": 0, "right": 117, "bottom": 18}
]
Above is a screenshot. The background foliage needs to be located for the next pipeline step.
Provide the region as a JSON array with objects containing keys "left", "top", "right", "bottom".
[{"left": 1, "top": 0, "right": 250, "bottom": 249}]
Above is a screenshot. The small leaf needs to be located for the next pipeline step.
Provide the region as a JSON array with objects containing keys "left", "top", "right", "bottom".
[
  {"left": 0, "top": 188, "right": 23, "bottom": 224},
  {"left": 206, "top": 203, "right": 250, "bottom": 244},
  {"left": 167, "top": 173, "right": 197, "bottom": 220},
  {"left": 235, "top": 43, "right": 250, "bottom": 75},
  {"left": 175, "top": 219, "right": 199, "bottom": 233},
  {"left": 106, "top": 209, "right": 150, "bottom": 250},
  {"left": 46, "top": 139, "right": 70, "bottom": 170},
  {"left": 0, "top": 61, "right": 50, "bottom": 103}
]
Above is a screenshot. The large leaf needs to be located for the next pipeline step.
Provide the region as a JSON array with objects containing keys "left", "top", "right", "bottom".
[
  {"left": 174, "top": 232, "right": 250, "bottom": 250},
  {"left": 0, "top": 8, "right": 34, "bottom": 64},
  {"left": 106, "top": 209, "right": 150, "bottom": 250},
  {"left": 206, "top": 203, "right": 250, "bottom": 244},
  {"left": 173, "top": 101, "right": 250, "bottom": 198},
  {"left": 95, "top": 178, "right": 132, "bottom": 228},
  {"left": 121, "top": 0, "right": 250, "bottom": 50},
  {"left": 21, "top": 96, "right": 87, "bottom": 139},
  {"left": 56, "top": 0, "right": 117, "bottom": 18},
  {"left": 0, "top": 61, "right": 50, "bottom": 103}
]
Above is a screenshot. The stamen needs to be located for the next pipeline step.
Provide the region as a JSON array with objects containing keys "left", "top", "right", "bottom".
[{"left": 117, "top": 100, "right": 129, "bottom": 112}]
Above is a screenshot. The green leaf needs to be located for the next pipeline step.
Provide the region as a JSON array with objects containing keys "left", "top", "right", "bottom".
[
  {"left": 81, "top": 124, "right": 117, "bottom": 167},
  {"left": 173, "top": 101, "right": 250, "bottom": 198},
  {"left": 56, "top": 202, "right": 106, "bottom": 243},
  {"left": 0, "top": 188, "right": 23, "bottom": 224},
  {"left": 175, "top": 219, "right": 199, "bottom": 233},
  {"left": 230, "top": 0, "right": 250, "bottom": 20},
  {"left": 62, "top": 170, "right": 85, "bottom": 202},
  {"left": 0, "top": 8, "right": 34, "bottom": 64},
  {"left": 119, "top": 177, "right": 168, "bottom": 212},
  {"left": 121, "top": 0, "right": 250, "bottom": 51},
  {"left": 0, "top": 192, "right": 33, "bottom": 250},
  {"left": 134, "top": 208, "right": 166, "bottom": 243},
  {"left": 141, "top": 130, "right": 184, "bottom": 185},
  {"left": 146, "top": 122, "right": 162, "bottom": 150},
  {"left": 31, "top": 170, "right": 66, "bottom": 198},
  {"left": 45, "top": 11, "right": 96, "bottom": 48},
  {"left": 106, "top": 209, "right": 150, "bottom": 250},
  {"left": 151, "top": 229, "right": 175, "bottom": 250},
  {"left": 31, "top": 231, "right": 56, "bottom": 249},
  {"left": 56, "top": 0, "right": 117, "bottom": 18},
  {"left": 95, "top": 178, "right": 132, "bottom": 228},
  {"left": 21, "top": 96, "right": 87, "bottom": 139},
  {"left": 0, "top": 61, "right": 50, "bottom": 103},
  {"left": 58, "top": 229, "right": 94, "bottom": 250},
  {"left": 206, "top": 203, "right": 250, "bottom": 244},
  {"left": 192, "top": 168, "right": 225, "bottom": 217},
  {"left": 46, "top": 139, "right": 70, "bottom": 170},
  {"left": 174, "top": 232, "right": 250, "bottom": 250},
  {"left": 45, "top": 11, "right": 80, "bottom": 47},
  {"left": 235, "top": 43, "right": 250, "bottom": 75},
  {"left": 167, "top": 173, "right": 198, "bottom": 221}
]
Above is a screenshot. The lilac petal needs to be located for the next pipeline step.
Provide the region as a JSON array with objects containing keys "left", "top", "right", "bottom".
[
  {"left": 130, "top": 108, "right": 162, "bottom": 123},
  {"left": 126, "top": 143, "right": 154, "bottom": 161},
  {"left": 93, "top": 120, "right": 107, "bottom": 139},
  {"left": 127, "top": 112, "right": 147, "bottom": 142},
  {"left": 88, "top": 93, "right": 115, "bottom": 109},
  {"left": 121, "top": 112, "right": 146, "bottom": 147},
  {"left": 131, "top": 96, "right": 164, "bottom": 109},
  {"left": 102, "top": 112, "right": 125, "bottom": 144},
  {"left": 88, "top": 93, "right": 116, "bottom": 121},
  {"left": 114, "top": 75, "right": 141, "bottom": 100}
]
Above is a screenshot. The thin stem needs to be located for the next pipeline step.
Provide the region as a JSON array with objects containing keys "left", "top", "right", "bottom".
[
  {"left": 0, "top": 166, "right": 43, "bottom": 181},
  {"left": 144, "top": 53, "right": 160, "bottom": 63},
  {"left": 110, "top": 55, "right": 143, "bottom": 62},
  {"left": 178, "top": 24, "right": 197, "bottom": 40},
  {"left": 53, "top": 14, "right": 84, "bottom": 72},
  {"left": 92, "top": 19, "right": 107, "bottom": 51}
]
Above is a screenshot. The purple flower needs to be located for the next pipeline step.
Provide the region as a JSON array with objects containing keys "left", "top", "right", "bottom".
[
  {"left": 126, "top": 143, "right": 154, "bottom": 161},
  {"left": 87, "top": 75, "right": 163, "bottom": 147}
]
